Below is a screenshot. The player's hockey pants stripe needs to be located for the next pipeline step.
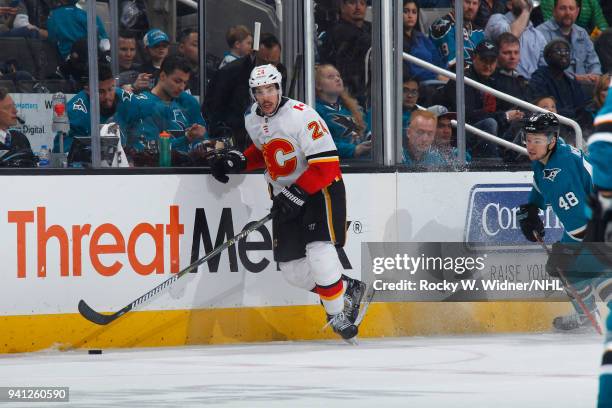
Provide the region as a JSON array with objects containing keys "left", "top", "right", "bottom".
[{"left": 322, "top": 186, "right": 336, "bottom": 244}]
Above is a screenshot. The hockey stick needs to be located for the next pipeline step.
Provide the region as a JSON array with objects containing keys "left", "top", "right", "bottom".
[
  {"left": 534, "top": 232, "right": 603, "bottom": 335},
  {"left": 78, "top": 212, "right": 275, "bottom": 325}
]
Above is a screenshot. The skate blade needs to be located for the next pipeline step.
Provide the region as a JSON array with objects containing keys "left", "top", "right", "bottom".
[
  {"left": 354, "top": 285, "right": 376, "bottom": 326},
  {"left": 343, "top": 336, "right": 358, "bottom": 345}
]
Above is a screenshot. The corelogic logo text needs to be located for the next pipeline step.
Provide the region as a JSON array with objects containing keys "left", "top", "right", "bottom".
[{"left": 465, "top": 183, "right": 563, "bottom": 250}]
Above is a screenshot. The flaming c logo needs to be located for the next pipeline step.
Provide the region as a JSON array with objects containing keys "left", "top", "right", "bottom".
[{"left": 262, "top": 138, "right": 297, "bottom": 180}]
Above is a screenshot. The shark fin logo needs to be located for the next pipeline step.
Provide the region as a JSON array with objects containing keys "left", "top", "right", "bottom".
[
  {"left": 543, "top": 168, "right": 561, "bottom": 182},
  {"left": 72, "top": 99, "right": 87, "bottom": 114}
]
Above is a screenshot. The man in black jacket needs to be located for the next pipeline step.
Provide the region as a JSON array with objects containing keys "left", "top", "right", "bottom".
[
  {"left": 436, "top": 40, "right": 507, "bottom": 158},
  {"left": 0, "top": 87, "right": 35, "bottom": 167},
  {"left": 528, "top": 39, "right": 590, "bottom": 125},
  {"left": 491, "top": 32, "right": 531, "bottom": 109},
  {"left": 202, "top": 33, "right": 286, "bottom": 151},
  {"left": 319, "top": 0, "right": 371, "bottom": 106}
]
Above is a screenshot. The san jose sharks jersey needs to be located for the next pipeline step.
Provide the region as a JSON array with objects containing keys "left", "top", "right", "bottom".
[
  {"left": 588, "top": 87, "right": 612, "bottom": 192},
  {"left": 130, "top": 91, "right": 207, "bottom": 152},
  {"left": 586, "top": 78, "right": 612, "bottom": 408},
  {"left": 55, "top": 87, "right": 141, "bottom": 153},
  {"left": 528, "top": 140, "right": 594, "bottom": 241},
  {"left": 245, "top": 97, "right": 339, "bottom": 196},
  {"left": 315, "top": 99, "right": 370, "bottom": 159},
  {"left": 429, "top": 12, "right": 484, "bottom": 66}
]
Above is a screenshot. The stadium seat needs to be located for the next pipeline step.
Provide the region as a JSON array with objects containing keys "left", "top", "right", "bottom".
[
  {"left": 0, "top": 38, "right": 36, "bottom": 77},
  {"left": 40, "top": 79, "right": 73, "bottom": 94},
  {"left": 15, "top": 80, "right": 36, "bottom": 93},
  {"left": 26, "top": 39, "right": 62, "bottom": 80},
  {"left": 0, "top": 80, "right": 16, "bottom": 93}
]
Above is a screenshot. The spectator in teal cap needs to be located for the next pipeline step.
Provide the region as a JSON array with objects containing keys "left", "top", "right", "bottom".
[{"left": 138, "top": 28, "right": 171, "bottom": 90}]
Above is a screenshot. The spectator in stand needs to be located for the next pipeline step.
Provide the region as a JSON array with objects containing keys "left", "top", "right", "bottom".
[
  {"left": 429, "top": 0, "right": 485, "bottom": 67},
  {"left": 529, "top": 39, "right": 590, "bottom": 121},
  {"left": 0, "top": 58, "right": 35, "bottom": 83},
  {"left": 485, "top": 0, "right": 547, "bottom": 79},
  {"left": 428, "top": 104, "right": 472, "bottom": 167},
  {"left": 402, "top": 110, "right": 444, "bottom": 167},
  {"left": 402, "top": 76, "right": 423, "bottom": 132},
  {"left": 402, "top": 0, "right": 446, "bottom": 82},
  {"left": 539, "top": 0, "right": 608, "bottom": 33},
  {"left": 219, "top": 25, "right": 253, "bottom": 69},
  {"left": 537, "top": 0, "right": 602, "bottom": 81},
  {"left": 47, "top": 0, "right": 110, "bottom": 60},
  {"left": 139, "top": 28, "right": 170, "bottom": 86},
  {"left": 319, "top": 0, "right": 371, "bottom": 105},
  {"left": 475, "top": 0, "right": 507, "bottom": 29},
  {"left": 118, "top": 31, "right": 141, "bottom": 73},
  {"left": 491, "top": 33, "right": 531, "bottom": 111},
  {"left": 116, "top": 31, "right": 153, "bottom": 93},
  {"left": 315, "top": 64, "right": 372, "bottom": 160},
  {"left": 203, "top": 32, "right": 286, "bottom": 151},
  {"left": 0, "top": 87, "right": 33, "bottom": 162},
  {"left": 0, "top": 0, "right": 47, "bottom": 39},
  {"left": 177, "top": 28, "right": 200, "bottom": 95},
  {"left": 437, "top": 40, "right": 517, "bottom": 157}
]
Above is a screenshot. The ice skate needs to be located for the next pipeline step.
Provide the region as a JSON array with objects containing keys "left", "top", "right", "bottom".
[
  {"left": 343, "top": 277, "right": 367, "bottom": 324},
  {"left": 552, "top": 310, "right": 601, "bottom": 332},
  {"left": 325, "top": 311, "right": 358, "bottom": 343}
]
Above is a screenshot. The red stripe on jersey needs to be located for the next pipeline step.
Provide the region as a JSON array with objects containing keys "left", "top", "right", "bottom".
[
  {"left": 295, "top": 159, "right": 341, "bottom": 195},
  {"left": 316, "top": 279, "right": 344, "bottom": 301},
  {"left": 244, "top": 144, "right": 266, "bottom": 171}
]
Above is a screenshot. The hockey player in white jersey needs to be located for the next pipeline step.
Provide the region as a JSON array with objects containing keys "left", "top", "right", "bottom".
[{"left": 208, "top": 64, "right": 367, "bottom": 341}]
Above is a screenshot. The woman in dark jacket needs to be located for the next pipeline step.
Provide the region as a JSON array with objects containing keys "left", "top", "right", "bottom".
[{"left": 402, "top": 0, "right": 447, "bottom": 82}]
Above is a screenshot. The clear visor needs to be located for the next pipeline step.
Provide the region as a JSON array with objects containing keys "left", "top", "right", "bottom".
[
  {"left": 520, "top": 131, "right": 556, "bottom": 146},
  {"left": 252, "top": 85, "right": 280, "bottom": 97}
]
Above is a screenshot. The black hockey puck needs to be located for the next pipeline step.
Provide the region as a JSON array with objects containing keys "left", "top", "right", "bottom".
[{"left": 88, "top": 349, "right": 102, "bottom": 354}]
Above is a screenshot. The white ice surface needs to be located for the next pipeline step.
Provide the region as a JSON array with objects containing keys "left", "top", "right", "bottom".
[{"left": 0, "top": 333, "right": 603, "bottom": 408}]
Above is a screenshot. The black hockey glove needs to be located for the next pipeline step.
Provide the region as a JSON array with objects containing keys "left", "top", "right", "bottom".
[
  {"left": 517, "top": 203, "right": 544, "bottom": 242},
  {"left": 208, "top": 149, "right": 247, "bottom": 184},
  {"left": 545, "top": 242, "right": 580, "bottom": 278},
  {"left": 272, "top": 184, "right": 308, "bottom": 222}
]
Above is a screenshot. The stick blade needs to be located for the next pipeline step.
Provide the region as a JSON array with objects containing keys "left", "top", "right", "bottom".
[{"left": 78, "top": 300, "right": 118, "bottom": 326}]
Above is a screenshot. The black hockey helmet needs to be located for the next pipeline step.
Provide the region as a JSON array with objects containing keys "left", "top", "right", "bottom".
[
  {"left": 521, "top": 112, "right": 560, "bottom": 145},
  {"left": 524, "top": 112, "right": 560, "bottom": 134}
]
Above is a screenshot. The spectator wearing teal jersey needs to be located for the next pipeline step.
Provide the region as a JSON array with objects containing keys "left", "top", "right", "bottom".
[
  {"left": 314, "top": 64, "right": 371, "bottom": 160},
  {"left": 47, "top": 0, "right": 110, "bottom": 60}
]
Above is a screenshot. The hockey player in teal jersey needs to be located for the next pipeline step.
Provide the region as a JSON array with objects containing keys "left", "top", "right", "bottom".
[
  {"left": 516, "top": 112, "right": 599, "bottom": 331},
  {"left": 585, "top": 82, "right": 612, "bottom": 408},
  {"left": 54, "top": 64, "right": 142, "bottom": 153},
  {"left": 128, "top": 55, "right": 207, "bottom": 153}
]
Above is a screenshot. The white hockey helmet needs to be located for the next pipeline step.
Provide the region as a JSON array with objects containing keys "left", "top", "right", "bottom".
[
  {"left": 249, "top": 64, "right": 283, "bottom": 93},
  {"left": 249, "top": 64, "right": 283, "bottom": 116}
]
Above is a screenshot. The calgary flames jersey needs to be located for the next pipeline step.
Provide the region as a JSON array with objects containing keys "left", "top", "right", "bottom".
[{"left": 245, "top": 97, "right": 340, "bottom": 195}]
